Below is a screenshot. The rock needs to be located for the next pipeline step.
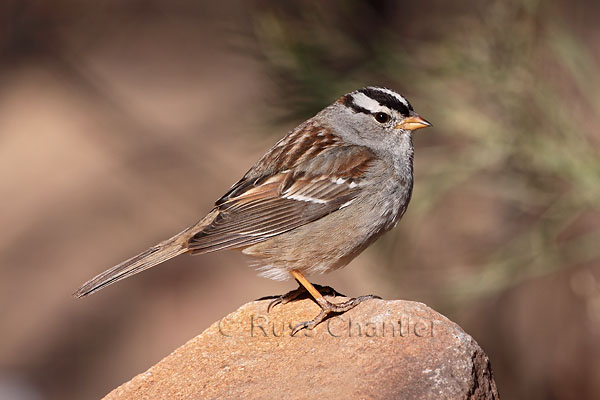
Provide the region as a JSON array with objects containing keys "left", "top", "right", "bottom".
[{"left": 103, "top": 298, "right": 499, "bottom": 400}]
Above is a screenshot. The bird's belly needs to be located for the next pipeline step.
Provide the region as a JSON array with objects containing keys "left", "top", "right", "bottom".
[{"left": 243, "top": 183, "right": 410, "bottom": 281}]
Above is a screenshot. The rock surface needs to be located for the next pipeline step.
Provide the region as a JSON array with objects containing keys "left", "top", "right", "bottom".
[{"left": 104, "top": 297, "right": 499, "bottom": 400}]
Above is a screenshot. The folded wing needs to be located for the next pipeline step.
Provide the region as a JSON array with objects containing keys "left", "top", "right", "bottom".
[{"left": 187, "top": 145, "right": 374, "bottom": 253}]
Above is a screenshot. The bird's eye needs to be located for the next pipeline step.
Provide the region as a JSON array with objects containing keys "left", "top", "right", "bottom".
[{"left": 374, "top": 112, "right": 391, "bottom": 124}]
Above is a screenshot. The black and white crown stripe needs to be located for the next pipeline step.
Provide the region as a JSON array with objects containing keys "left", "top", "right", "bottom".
[{"left": 343, "top": 86, "right": 413, "bottom": 117}]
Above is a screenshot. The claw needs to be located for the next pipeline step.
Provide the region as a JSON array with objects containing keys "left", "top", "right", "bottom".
[
  {"left": 290, "top": 294, "right": 380, "bottom": 336},
  {"left": 266, "top": 285, "right": 306, "bottom": 313},
  {"left": 267, "top": 283, "right": 347, "bottom": 314},
  {"left": 290, "top": 322, "right": 309, "bottom": 336},
  {"left": 267, "top": 298, "right": 283, "bottom": 313},
  {"left": 291, "top": 308, "right": 327, "bottom": 336}
]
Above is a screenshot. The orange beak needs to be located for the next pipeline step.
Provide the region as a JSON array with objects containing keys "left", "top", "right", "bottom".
[{"left": 395, "top": 114, "right": 432, "bottom": 131}]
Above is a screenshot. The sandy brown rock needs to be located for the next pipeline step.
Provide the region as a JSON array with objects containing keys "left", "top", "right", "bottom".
[{"left": 104, "top": 298, "right": 499, "bottom": 400}]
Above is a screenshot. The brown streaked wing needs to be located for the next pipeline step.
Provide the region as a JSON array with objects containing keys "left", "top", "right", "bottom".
[
  {"left": 215, "top": 123, "right": 342, "bottom": 206},
  {"left": 187, "top": 145, "right": 376, "bottom": 253}
]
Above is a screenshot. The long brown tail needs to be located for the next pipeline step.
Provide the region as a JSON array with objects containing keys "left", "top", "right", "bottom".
[
  {"left": 74, "top": 210, "right": 221, "bottom": 298},
  {"left": 73, "top": 227, "right": 192, "bottom": 298}
]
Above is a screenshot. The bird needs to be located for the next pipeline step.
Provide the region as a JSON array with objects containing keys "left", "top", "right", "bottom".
[{"left": 74, "top": 86, "right": 431, "bottom": 335}]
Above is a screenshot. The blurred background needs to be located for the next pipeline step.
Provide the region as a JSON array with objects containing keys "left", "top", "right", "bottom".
[{"left": 1, "top": 0, "right": 599, "bottom": 399}]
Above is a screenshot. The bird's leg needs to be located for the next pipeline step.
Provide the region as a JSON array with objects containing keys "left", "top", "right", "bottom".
[
  {"left": 288, "top": 269, "right": 381, "bottom": 336},
  {"left": 267, "top": 285, "right": 306, "bottom": 313},
  {"left": 267, "top": 280, "right": 344, "bottom": 313}
]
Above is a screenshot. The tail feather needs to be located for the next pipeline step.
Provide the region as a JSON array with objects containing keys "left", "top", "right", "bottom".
[{"left": 73, "top": 229, "right": 189, "bottom": 298}]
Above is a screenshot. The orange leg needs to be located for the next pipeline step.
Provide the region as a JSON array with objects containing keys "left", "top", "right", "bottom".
[
  {"left": 290, "top": 270, "right": 324, "bottom": 302},
  {"left": 268, "top": 269, "right": 381, "bottom": 335}
]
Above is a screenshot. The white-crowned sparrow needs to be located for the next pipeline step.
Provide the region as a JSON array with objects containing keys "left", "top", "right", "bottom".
[{"left": 75, "top": 86, "right": 431, "bottom": 334}]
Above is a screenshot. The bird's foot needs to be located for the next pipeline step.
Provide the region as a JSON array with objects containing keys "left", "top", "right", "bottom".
[
  {"left": 267, "top": 284, "right": 345, "bottom": 313},
  {"left": 290, "top": 294, "right": 381, "bottom": 336}
]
